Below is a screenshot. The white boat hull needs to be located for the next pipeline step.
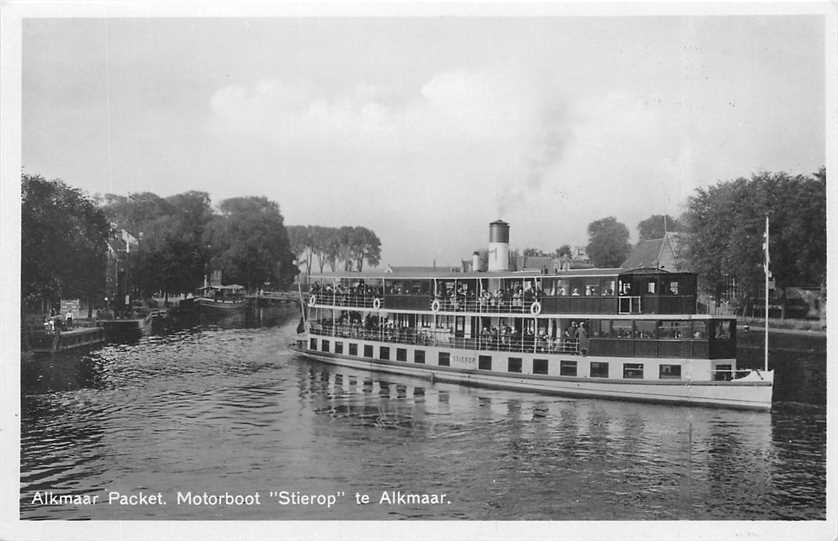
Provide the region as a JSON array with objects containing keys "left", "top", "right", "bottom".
[{"left": 289, "top": 343, "right": 773, "bottom": 411}]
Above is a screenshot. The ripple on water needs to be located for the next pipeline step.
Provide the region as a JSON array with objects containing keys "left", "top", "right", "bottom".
[{"left": 20, "top": 319, "right": 826, "bottom": 520}]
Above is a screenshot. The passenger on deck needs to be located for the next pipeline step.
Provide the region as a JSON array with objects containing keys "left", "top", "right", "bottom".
[{"left": 577, "top": 322, "right": 589, "bottom": 355}]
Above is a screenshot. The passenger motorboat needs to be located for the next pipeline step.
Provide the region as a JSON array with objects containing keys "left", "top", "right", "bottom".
[{"left": 290, "top": 221, "right": 773, "bottom": 411}]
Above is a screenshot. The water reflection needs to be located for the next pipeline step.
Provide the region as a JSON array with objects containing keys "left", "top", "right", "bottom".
[{"left": 19, "top": 314, "right": 825, "bottom": 520}]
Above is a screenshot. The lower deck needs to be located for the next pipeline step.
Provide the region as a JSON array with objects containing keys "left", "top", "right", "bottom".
[
  {"left": 293, "top": 335, "right": 772, "bottom": 410},
  {"left": 303, "top": 334, "right": 742, "bottom": 382}
]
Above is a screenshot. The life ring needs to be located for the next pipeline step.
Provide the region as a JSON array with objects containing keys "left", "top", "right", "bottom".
[
  {"left": 373, "top": 297, "right": 382, "bottom": 310},
  {"left": 431, "top": 299, "right": 441, "bottom": 312},
  {"left": 530, "top": 301, "right": 542, "bottom": 316},
  {"left": 308, "top": 295, "right": 316, "bottom": 307}
]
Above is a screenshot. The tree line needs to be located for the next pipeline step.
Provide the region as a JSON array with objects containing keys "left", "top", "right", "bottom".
[
  {"left": 287, "top": 225, "right": 382, "bottom": 278},
  {"left": 21, "top": 174, "right": 304, "bottom": 313},
  {"left": 521, "top": 168, "right": 826, "bottom": 314},
  {"left": 101, "top": 191, "right": 300, "bottom": 298},
  {"left": 20, "top": 167, "right": 826, "bottom": 318}
]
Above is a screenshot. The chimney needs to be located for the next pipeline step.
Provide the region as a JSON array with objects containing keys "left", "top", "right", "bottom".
[
  {"left": 488, "top": 220, "right": 510, "bottom": 272},
  {"left": 472, "top": 251, "right": 480, "bottom": 272}
]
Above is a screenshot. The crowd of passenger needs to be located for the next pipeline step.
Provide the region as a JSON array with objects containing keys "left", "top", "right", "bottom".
[
  {"left": 309, "top": 315, "right": 591, "bottom": 354},
  {"left": 308, "top": 280, "right": 618, "bottom": 311}
]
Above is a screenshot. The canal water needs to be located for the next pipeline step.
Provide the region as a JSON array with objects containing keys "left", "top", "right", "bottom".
[{"left": 20, "top": 312, "right": 825, "bottom": 520}]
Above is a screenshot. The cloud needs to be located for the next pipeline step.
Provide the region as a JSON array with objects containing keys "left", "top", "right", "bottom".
[
  {"left": 208, "top": 68, "right": 575, "bottom": 208},
  {"left": 207, "top": 69, "right": 697, "bottom": 258}
]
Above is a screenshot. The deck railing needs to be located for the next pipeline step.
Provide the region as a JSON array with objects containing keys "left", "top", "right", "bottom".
[
  {"left": 308, "top": 323, "right": 580, "bottom": 355},
  {"left": 308, "top": 291, "right": 698, "bottom": 316}
]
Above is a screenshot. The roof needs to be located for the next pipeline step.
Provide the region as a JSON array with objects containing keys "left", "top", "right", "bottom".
[
  {"left": 387, "top": 265, "right": 460, "bottom": 274},
  {"left": 622, "top": 238, "right": 665, "bottom": 269},
  {"left": 306, "top": 267, "right": 624, "bottom": 281},
  {"left": 621, "top": 232, "right": 689, "bottom": 271}
]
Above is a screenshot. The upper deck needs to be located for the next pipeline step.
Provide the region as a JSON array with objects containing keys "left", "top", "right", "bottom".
[{"left": 303, "top": 268, "right": 698, "bottom": 316}]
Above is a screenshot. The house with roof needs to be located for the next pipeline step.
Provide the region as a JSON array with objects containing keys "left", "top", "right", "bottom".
[{"left": 621, "top": 232, "right": 689, "bottom": 271}]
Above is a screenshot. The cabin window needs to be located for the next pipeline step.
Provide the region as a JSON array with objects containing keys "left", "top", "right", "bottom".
[
  {"left": 334, "top": 341, "right": 343, "bottom": 354},
  {"left": 692, "top": 321, "right": 707, "bottom": 339},
  {"left": 349, "top": 343, "right": 358, "bottom": 356},
  {"left": 396, "top": 348, "right": 407, "bottom": 361},
  {"left": 635, "top": 320, "right": 657, "bottom": 339},
  {"left": 321, "top": 340, "right": 330, "bottom": 353},
  {"left": 659, "top": 364, "right": 681, "bottom": 379},
  {"left": 415, "top": 350, "right": 426, "bottom": 364},
  {"left": 658, "top": 321, "right": 686, "bottom": 339},
  {"left": 438, "top": 352, "right": 450, "bottom": 366},
  {"left": 533, "top": 358, "right": 548, "bottom": 375},
  {"left": 560, "top": 360, "right": 577, "bottom": 376},
  {"left": 623, "top": 363, "right": 644, "bottom": 379},
  {"left": 713, "top": 320, "right": 732, "bottom": 340},
  {"left": 587, "top": 320, "right": 608, "bottom": 337},
  {"left": 309, "top": 338, "right": 317, "bottom": 350},
  {"left": 379, "top": 346, "right": 390, "bottom": 360},
  {"left": 590, "top": 362, "right": 609, "bottom": 378},
  {"left": 363, "top": 345, "right": 373, "bottom": 358},
  {"left": 478, "top": 355, "right": 492, "bottom": 370},
  {"left": 507, "top": 357, "right": 522, "bottom": 373},
  {"left": 714, "top": 364, "right": 733, "bottom": 381},
  {"left": 669, "top": 281, "right": 679, "bottom": 295},
  {"left": 611, "top": 320, "right": 633, "bottom": 338},
  {"left": 647, "top": 280, "right": 656, "bottom": 294}
]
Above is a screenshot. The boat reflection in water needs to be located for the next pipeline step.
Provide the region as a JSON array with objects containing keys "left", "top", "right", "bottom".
[{"left": 19, "top": 316, "right": 824, "bottom": 520}]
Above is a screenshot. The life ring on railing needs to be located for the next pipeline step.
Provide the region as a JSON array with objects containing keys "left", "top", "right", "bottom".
[
  {"left": 308, "top": 295, "right": 316, "bottom": 307},
  {"left": 530, "top": 301, "right": 542, "bottom": 316},
  {"left": 373, "top": 297, "right": 382, "bottom": 310},
  {"left": 431, "top": 299, "right": 441, "bottom": 313}
]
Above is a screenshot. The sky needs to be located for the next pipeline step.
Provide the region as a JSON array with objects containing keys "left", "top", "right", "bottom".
[{"left": 22, "top": 15, "right": 825, "bottom": 267}]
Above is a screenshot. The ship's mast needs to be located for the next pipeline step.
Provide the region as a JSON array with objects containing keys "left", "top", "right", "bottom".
[{"left": 763, "top": 216, "right": 770, "bottom": 372}]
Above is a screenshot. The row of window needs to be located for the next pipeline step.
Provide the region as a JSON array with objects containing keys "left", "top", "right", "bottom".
[{"left": 308, "top": 338, "right": 683, "bottom": 379}]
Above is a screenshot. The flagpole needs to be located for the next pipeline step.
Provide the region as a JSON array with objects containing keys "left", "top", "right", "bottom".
[{"left": 764, "top": 216, "right": 769, "bottom": 372}]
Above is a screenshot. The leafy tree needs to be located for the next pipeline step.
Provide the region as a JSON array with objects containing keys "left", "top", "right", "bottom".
[
  {"left": 336, "top": 226, "right": 356, "bottom": 271},
  {"left": 286, "top": 225, "right": 314, "bottom": 278},
  {"left": 684, "top": 169, "right": 826, "bottom": 314},
  {"left": 284, "top": 223, "right": 383, "bottom": 273},
  {"left": 204, "top": 196, "right": 297, "bottom": 290},
  {"left": 310, "top": 225, "right": 335, "bottom": 274},
  {"left": 324, "top": 229, "right": 342, "bottom": 272},
  {"left": 586, "top": 216, "right": 631, "bottom": 267},
  {"left": 101, "top": 192, "right": 171, "bottom": 234},
  {"left": 523, "top": 247, "right": 545, "bottom": 257},
  {"left": 350, "top": 226, "right": 381, "bottom": 272},
  {"left": 103, "top": 190, "right": 214, "bottom": 299},
  {"left": 555, "top": 245, "right": 571, "bottom": 258},
  {"left": 22, "top": 174, "right": 110, "bottom": 315},
  {"left": 637, "top": 214, "right": 683, "bottom": 240}
]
